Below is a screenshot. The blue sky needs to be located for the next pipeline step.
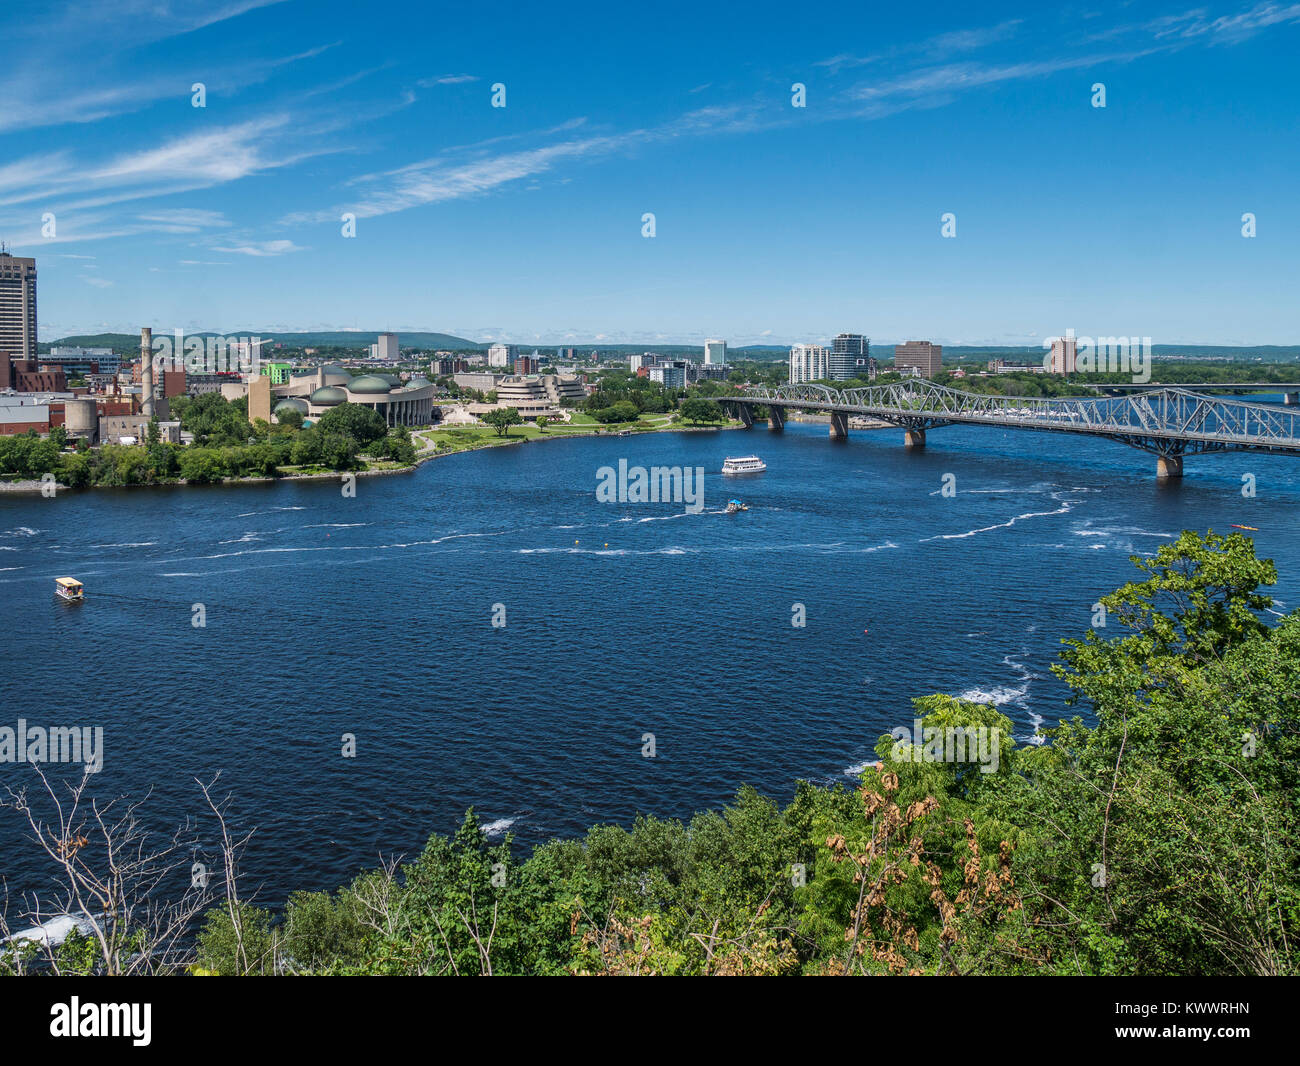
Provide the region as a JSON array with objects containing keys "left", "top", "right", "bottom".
[{"left": 2, "top": 0, "right": 1298, "bottom": 346}]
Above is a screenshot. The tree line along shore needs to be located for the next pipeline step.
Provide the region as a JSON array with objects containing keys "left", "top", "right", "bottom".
[{"left": 0, "top": 388, "right": 739, "bottom": 492}]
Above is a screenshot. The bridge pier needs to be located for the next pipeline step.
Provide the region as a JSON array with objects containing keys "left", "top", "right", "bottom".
[
  {"left": 1156, "top": 454, "right": 1183, "bottom": 479},
  {"left": 735, "top": 404, "right": 753, "bottom": 428},
  {"left": 829, "top": 411, "right": 848, "bottom": 439},
  {"left": 767, "top": 406, "right": 785, "bottom": 432},
  {"left": 904, "top": 428, "right": 926, "bottom": 448}
]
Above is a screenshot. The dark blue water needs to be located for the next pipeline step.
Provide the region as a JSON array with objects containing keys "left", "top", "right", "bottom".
[{"left": 3, "top": 410, "right": 1298, "bottom": 907}]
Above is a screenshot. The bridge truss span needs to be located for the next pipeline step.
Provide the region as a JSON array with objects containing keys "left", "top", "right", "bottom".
[{"left": 725, "top": 380, "right": 1300, "bottom": 477}]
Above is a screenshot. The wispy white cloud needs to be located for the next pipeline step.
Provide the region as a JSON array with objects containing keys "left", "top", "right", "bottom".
[
  {"left": 136, "top": 209, "right": 232, "bottom": 230},
  {"left": 0, "top": 39, "right": 335, "bottom": 135},
  {"left": 830, "top": 4, "right": 1300, "bottom": 114},
  {"left": 211, "top": 239, "right": 303, "bottom": 256},
  {"left": 417, "top": 74, "right": 479, "bottom": 86},
  {"left": 844, "top": 51, "right": 1145, "bottom": 104},
  {"left": 11, "top": 0, "right": 290, "bottom": 48},
  {"left": 0, "top": 118, "right": 338, "bottom": 244},
  {"left": 1142, "top": 2, "right": 1300, "bottom": 43},
  {"left": 817, "top": 18, "right": 1024, "bottom": 72},
  {"left": 282, "top": 106, "right": 767, "bottom": 225}
]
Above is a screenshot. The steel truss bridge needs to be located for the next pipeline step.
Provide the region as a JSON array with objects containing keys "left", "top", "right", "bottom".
[{"left": 722, "top": 381, "right": 1300, "bottom": 478}]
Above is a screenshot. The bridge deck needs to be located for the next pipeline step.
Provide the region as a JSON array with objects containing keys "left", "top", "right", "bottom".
[{"left": 727, "top": 381, "right": 1300, "bottom": 465}]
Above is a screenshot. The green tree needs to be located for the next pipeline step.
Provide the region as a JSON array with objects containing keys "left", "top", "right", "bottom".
[
  {"left": 178, "top": 448, "right": 223, "bottom": 484},
  {"left": 195, "top": 902, "right": 276, "bottom": 975},
  {"left": 315, "top": 403, "right": 388, "bottom": 447},
  {"left": 276, "top": 407, "right": 304, "bottom": 431},
  {"left": 482, "top": 407, "right": 523, "bottom": 437},
  {"left": 679, "top": 397, "right": 724, "bottom": 424},
  {"left": 1008, "top": 531, "right": 1298, "bottom": 975}
]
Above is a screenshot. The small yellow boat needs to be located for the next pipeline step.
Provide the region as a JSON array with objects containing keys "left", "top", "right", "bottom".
[{"left": 54, "top": 577, "right": 84, "bottom": 603}]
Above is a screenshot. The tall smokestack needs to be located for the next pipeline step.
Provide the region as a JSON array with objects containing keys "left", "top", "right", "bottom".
[{"left": 140, "top": 327, "right": 154, "bottom": 419}]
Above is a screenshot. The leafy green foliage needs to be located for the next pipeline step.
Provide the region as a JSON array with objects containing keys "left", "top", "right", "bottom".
[
  {"left": 169, "top": 532, "right": 1298, "bottom": 976},
  {"left": 481, "top": 407, "right": 524, "bottom": 437},
  {"left": 678, "top": 397, "right": 725, "bottom": 423},
  {"left": 315, "top": 403, "right": 388, "bottom": 447}
]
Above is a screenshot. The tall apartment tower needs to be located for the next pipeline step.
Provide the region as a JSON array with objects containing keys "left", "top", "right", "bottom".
[
  {"left": 789, "top": 344, "right": 830, "bottom": 384},
  {"left": 488, "top": 343, "right": 518, "bottom": 368},
  {"left": 830, "top": 333, "right": 870, "bottom": 381},
  {"left": 893, "top": 341, "right": 943, "bottom": 378},
  {"left": 704, "top": 339, "right": 727, "bottom": 365},
  {"left": 0, "top": 248, "right": 37, "bottom": 359},
  {"left": 1046, "top": 334, "right": 1078, "bottom": 375}
]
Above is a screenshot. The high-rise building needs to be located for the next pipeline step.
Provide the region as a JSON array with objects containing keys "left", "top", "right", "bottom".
[
  {"left": 1046, "top": 334, "right": 1078, "bottom": 375},
  {"left": 789, "top": 344, "right": 830, "bottom": 384},
  {"left": 376, "top": 333, "right": 399, "bottom": 360},
  {"left": 830, "top": 334, "right": 870, "bottom": 381},
  {"left": 893, "top": 341, "right": 943, "bottom": 378},
  {"left": 704, "top": 339, "right": 727, "bottom": 365},
  {"left": 0, "top": 249, "right": 37, "bottom": 360},
  {"left": 648, "top": 360, "right": 691, "bottom": 387},
  {"left": 488, "top": 343, "right": 518, "bottom": 368}
]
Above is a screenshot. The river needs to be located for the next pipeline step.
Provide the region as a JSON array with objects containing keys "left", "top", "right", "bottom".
[{"left": 3, "top": 409, "right": 1298, "bottom": 906}]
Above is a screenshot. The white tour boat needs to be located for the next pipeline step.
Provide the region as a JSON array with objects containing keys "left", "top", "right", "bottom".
[{"left": 722, "top": 455, "right": 767, "bottom": 475}]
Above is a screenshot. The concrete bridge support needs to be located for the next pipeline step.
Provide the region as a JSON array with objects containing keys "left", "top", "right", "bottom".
[
  {"left": 734, "top": 404, "right": 753, "bottom": 428},
  {"left": 1156, "top": 454, "right": 1184, "bottom": 479},
  {"left": 904, "top": 428, "right": 926, "bottom": 448},
  {"left": 829, "top": 411, "right": 849, "bottom": 439},
  {"left": 767, "top": 406, "right": 785, "bottom": 432}
]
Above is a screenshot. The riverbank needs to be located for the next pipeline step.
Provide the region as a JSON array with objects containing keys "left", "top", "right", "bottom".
[
  {"left": 0, "top": 416, "right": 747, "bottom": 494},
  {"left": 417, "top": 415, "right": 746, "bottom": 459}
]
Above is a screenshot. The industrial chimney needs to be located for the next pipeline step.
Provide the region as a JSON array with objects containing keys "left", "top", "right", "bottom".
[{"left": 140, "top": 327, "right": 154, "bottom": 419}]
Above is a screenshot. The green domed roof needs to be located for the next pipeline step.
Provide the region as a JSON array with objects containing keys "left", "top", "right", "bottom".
[
  {"left": 403, "top": 377, "right": 431, "bottom": 391},
  {"left": 274, "top": 397, "right": 308, "bottom": 414},
  {"left": 320, "top": 363, "right": 350, "bottom": 377},
  {"left": 310, "top": 385, "right": 347, "bottom": 405},
  {"left": 349, "top": 374, "right": 393, "bottom": 395}
]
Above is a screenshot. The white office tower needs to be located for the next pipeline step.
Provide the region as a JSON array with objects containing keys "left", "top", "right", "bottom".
[
  {"left": 488, "top": 343, "right": 518, "bottom": 368},
  {"left": 789, "top": 343, "right": 829, "bottom": 384},
  {"left": 377, "top": 332, "right": 399, "bottom": 360},
  {"left": 704, "top": 339, "right": 727, "bottom": 365}
]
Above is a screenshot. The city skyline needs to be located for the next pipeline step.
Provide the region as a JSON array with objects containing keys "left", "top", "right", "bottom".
[{"left": 3, "top": 0, "right": 1299, "bottom": 345}]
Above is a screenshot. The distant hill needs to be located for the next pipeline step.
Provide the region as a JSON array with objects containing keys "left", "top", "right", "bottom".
[
  {"left": 44, "top": 331, "right": 484, "bottom": 352},
  {"left": 42, "top": 335, "right": 1300, "bottom": 363}
]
